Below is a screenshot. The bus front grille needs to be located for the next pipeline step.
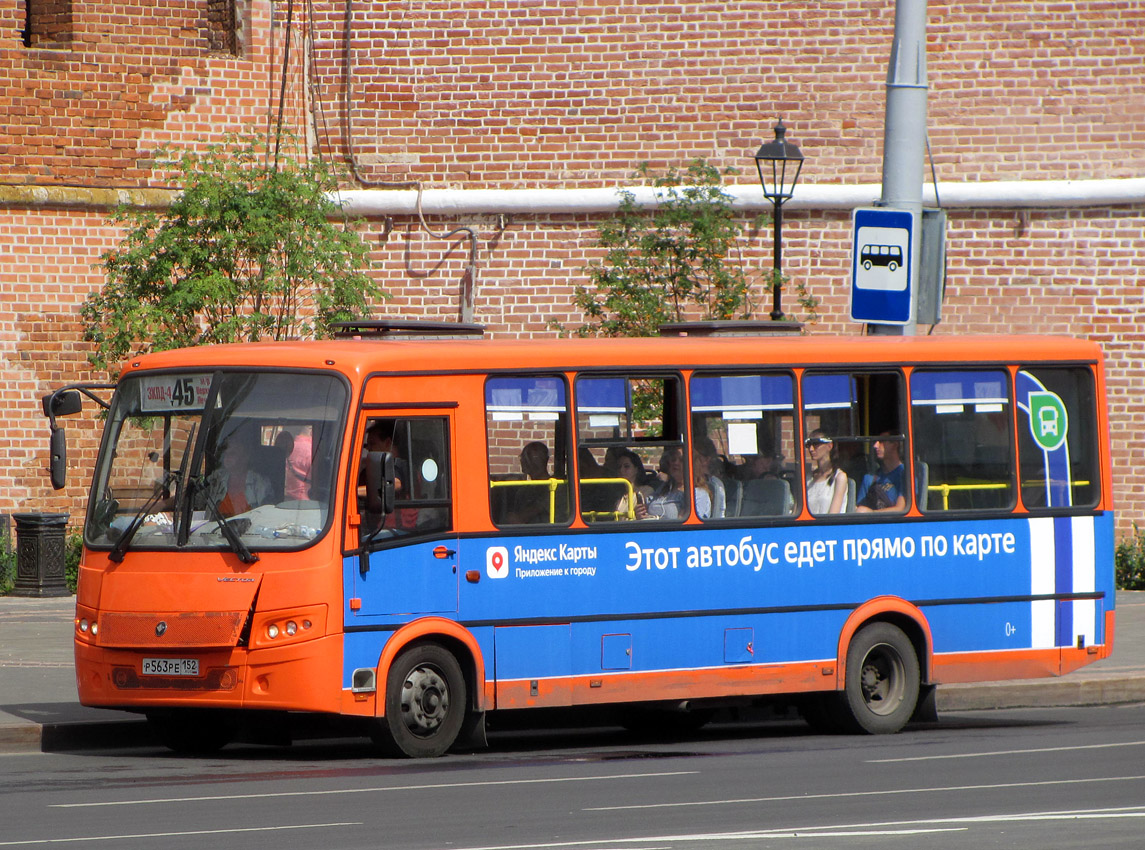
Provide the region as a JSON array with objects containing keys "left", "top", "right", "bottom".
[{"left": 99, "top": 612, "right": 245, "bottom": 649}]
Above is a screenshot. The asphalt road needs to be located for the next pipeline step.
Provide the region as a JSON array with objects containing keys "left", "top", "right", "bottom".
[{"left": 2, "top": 703, "right": 1144, "bottom": 849}]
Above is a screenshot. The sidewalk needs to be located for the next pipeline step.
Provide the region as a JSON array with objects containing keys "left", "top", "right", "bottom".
[{"left": 2, "top": 592, "right": 1143, "bottom": 753}]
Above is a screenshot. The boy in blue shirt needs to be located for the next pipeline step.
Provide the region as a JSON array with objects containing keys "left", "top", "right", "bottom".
[{"left": 856, "top": 434, "right": 907, "bottom": 513}]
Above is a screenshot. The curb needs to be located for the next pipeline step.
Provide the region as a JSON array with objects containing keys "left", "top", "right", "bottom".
[
  {"left": 937, "top": 675, "right": 1145, "bottom": 713},
  {"left": 0, "top": 723, "right": 42, "bottom": 753}
]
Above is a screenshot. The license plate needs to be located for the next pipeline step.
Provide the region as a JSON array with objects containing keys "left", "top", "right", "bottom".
[{"left": 142, "top": 657, "right": 200, "bottom": 676}]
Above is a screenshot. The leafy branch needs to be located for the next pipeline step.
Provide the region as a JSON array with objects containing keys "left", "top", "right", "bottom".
[{"left": 83, "top": 132, "right": 382, "bottom": 372}]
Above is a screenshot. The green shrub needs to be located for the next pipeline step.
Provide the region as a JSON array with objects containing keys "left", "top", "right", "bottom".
[
  {"left": 65, "top": 529, "right": 83, "bottom": 593},
  {"left": 1115, "top": 523, "right": 1145, "bottom": 590},
  {"left": 0, "top": 534, "right": 14, "bottom": 595},
  {"left": 571, "top": 160, "right": 758, "bottom": 338}
]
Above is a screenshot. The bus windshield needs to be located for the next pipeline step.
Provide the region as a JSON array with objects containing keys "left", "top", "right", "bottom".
[{"left": 86, "top": 370, "right": 348, "bottom": 553}]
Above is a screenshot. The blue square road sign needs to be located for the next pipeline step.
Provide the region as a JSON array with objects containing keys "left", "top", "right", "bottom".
[{"left": 850, "top": 207, "right": 918, "bottom": 324}]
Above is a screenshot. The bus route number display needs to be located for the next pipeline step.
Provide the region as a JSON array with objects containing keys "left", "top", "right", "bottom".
[{"left": 139, "top": 374, "right": 213, "bottom": 413}]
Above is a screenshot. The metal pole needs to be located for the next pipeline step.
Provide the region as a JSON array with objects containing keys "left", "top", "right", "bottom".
[
  {"left": 869, "top": 0, "right": 927, "bottom": 337},
  {"left": 771, "top": 200, "right": 784, "bottom": 320}
]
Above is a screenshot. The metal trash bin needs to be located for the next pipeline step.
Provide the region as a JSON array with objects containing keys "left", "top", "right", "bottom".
[{"left": 12, "top": 512, "right": 70, "bottom": 598}]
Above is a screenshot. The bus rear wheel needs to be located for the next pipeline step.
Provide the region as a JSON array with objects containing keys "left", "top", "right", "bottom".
[
  {"left": 375, "top": 643, "right": 466, "bottom": 758},
  {"left": 838, "top": 623, "right": 920, "bottom": 735}
]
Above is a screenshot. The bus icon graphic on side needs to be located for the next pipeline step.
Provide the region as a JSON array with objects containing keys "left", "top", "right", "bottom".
[
  {"left": 860, "top": 244, "right": 904, "bottom": 271},
  {"left": 486, "top": 546, "right": 509, "bottom": 579}
]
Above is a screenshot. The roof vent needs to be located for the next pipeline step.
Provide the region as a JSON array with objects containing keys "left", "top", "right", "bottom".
[
  {"left": 331, "top": 320, "right": 485, "bottom": 339},
  {"left": 658, "top": 320, "right": 803, "bottom": 337}
]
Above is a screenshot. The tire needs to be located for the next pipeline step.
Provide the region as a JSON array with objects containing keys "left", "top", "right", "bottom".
[
  {"left": 147, "top": 710, "right": 234, "bottom": 755},
  {"left": 838, "top": 623, "right": 920, "bottom": 735},
  {"left": 377, "top": 643, "right": 466, "bottom": 758}
]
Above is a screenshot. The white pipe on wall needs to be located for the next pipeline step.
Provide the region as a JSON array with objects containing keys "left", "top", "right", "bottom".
[{"left": 337, "top": 178, "right": 1145, "bottom": 217}]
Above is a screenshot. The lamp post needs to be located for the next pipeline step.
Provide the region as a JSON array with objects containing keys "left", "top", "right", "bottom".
[{"left": 754, "top": 119, "right": 804, "bottom": 321}]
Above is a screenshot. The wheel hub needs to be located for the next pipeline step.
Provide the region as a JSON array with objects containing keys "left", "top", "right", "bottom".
[
  {"left": 401, "top": 665, "right": 450, "bottom": 736},
  {"left": 860, "top": 644, "right": 904, "bottom": 715}
]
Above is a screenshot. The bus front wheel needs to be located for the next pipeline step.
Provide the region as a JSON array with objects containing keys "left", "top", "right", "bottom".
[
  {"left": 839, "top": 623, "right": 919, "bottom": 734},
  {"left": 376, "top": 643, "right": 466, "bottom": 758}
]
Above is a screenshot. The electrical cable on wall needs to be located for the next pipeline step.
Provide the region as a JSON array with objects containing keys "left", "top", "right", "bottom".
[{"left": 341, "top": 0, "right": 481, "bottom": 323}]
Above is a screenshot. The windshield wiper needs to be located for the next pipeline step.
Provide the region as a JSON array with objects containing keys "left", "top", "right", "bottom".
[
  {"left": 197, "top": 481, "right": 259, "bottom": 565},
  {"left": 107, "top": 470, "right": 178, "bottom": 564}
]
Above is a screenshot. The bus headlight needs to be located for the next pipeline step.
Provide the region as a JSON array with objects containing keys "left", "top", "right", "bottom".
[
  {"left": 74, "top": 606, "right": 100, "bottom": 644},
  {"left": 253, "top": 606, "right": 326, "bottom": 648}
]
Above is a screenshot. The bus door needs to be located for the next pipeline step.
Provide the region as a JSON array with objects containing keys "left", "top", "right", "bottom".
[{"left": 350, "top": 412, "right": 458, "bottom": 618}]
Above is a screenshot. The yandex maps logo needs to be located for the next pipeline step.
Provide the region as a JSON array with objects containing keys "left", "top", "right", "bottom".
[{"left": 486, "top": 546, "right": 509, "bottom": 579}]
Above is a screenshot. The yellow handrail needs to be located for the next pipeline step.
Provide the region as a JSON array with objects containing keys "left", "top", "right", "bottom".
[
  {"left": 579, "top": 476, "right": 637, "bottom": 521},
  {"left": 489, "top": 477, "right": 566, "bottom": 523},
  {"left": 929, "top": 478, "right": 1092, "bottom": 510},
  {"left": 490, "top": 476, "right": 640, "bottom": 522},
  {"left": 927, "top": 481, "right": 1008, "bottom": 511}
]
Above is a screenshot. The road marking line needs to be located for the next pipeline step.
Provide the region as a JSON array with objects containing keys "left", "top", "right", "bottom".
[
  {"left": 51, "top": 771, "right": 697, "bottom": 809},
  {"left": 868, "top": 739, "right": 1145, "bottom": 762},
  {"left": 584, "top": 774, "right": 1145, "bottom": 811},
  {"left": 389, "top": 829, "right": 967, "bottom": 850},
  {"left": 447, "top": 806, "right": 1145, "bottom": 850},
  {"left": 0, "top": 822, "right": 362, "bottom": 847}
]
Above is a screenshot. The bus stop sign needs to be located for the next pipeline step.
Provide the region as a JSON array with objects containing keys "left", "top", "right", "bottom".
[{"left": 850, "top": 207, "right": 918, "bottom": 324}]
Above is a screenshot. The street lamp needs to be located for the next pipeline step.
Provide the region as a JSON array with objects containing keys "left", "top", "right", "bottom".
[{"left": 754, "top": 119, "right": 804, "bottom": 321}]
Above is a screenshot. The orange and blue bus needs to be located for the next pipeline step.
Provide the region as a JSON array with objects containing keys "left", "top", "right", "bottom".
[{"left": 44, "top": 326, "right": 1115, "bottom": 756}]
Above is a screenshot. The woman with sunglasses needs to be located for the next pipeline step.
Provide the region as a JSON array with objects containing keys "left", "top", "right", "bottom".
[{"left": 805, "top": 430, "right": 848, "bottom": 515}]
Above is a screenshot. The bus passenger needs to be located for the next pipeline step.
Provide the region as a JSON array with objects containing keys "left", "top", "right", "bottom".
[
  {"left": 695, "top": 437, "right": 726, "bottom": 518},
  {"left": 641, "top": 446, "right": 686, "bottom": 520},
  {"left": 506, "top": 441, "right": 552, "bottom": 523},
  {"left": 578, "top": 445, "right": 605, "bottom": 479},
  {"left": 211, "top": 426, "right": 273, "bottom": 516},
  {"left": 805, "top": 430, "right": 848, "bottom": 515},
  {"left": 734, "top": 451, "right": 782, "bottom": 481},
  {"left": 855, "top": 433, "right": 907, "bottom": 513},
  {"left": 613, "top": 448, "right": 652, "bottom": 517},
  {"left": 359, "top": 419, "right": 411, "bottom": 534},
  {"left": 693, "top": 449, "right": 714, "bottom": 519},
  {"left": 365, "top": 420, "right": 408, "bottom": 495},
  {"left": 280, "top": 428, "right": 313, "bottom": 501}
]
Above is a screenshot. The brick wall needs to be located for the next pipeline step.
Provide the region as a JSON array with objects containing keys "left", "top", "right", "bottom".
[{"left": 1, "top": 0, "right": 1143, "bottom": 536}]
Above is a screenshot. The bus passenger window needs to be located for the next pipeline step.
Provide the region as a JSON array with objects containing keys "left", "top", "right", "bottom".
[
  {"left": 485, "top": 376, "right": 572, "bottom": 526},
  {"left": 802, "top": 371, "right": 907, "bottom": 515},
  {"left": 689, "top": 372, "right": 797, "bottom": 519},
  {"left": 575, "top": 374, "right": 687, "bottom": 522},
  {"left": 1016, "top": 367, "right": 1099, "bottom": 509},
  {"left": 910, "top": 370, "right": 1015, "bottom": 512}
]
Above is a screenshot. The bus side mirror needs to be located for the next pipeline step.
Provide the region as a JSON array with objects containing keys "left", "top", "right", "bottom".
[
  {"left": 365, "top": 451, "right": 397, "bottom": 515},
  {"left": 42, "top": 391, "right": 82, "bottom": 491},
  {"left": 40, "top": 384, "right": 114, "bottom": 491},
  {"left": 42, "top": 389, "right": 82, "bottom": 418},
  {"left": 381, "top": 452, "right": 396, "bottom": 514},
  {"left": 49, "top": 426, "right": 67, "bottom": 490}
]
